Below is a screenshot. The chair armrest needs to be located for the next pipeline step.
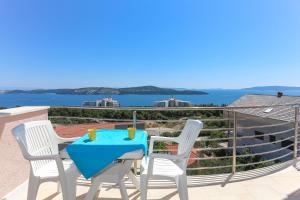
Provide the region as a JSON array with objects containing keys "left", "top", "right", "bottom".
[
  {"left": 149, "top": 136, "right": 179, "bottom": 154},
  {"left": 149, "top": 153, "right": 184, "bottom": 161},
  {"left": 146, "top": 152, "right": 185, "bottom": 176},
  {"left": 28, "top": 154, "right": 66, "bottom": 176},
  {"left": 150, "top": 136, "right": 179, "bottom": 142},
  {"left": 27, "top": 154, "right": 60, "bottom": 161},
  {"left": 51, "top": 123, "right": 80, "bottom": 144},
  {"left": 56, "top": 136, "right": 80, "bottom": 144}
]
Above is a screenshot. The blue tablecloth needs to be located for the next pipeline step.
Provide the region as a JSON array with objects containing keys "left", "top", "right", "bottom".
[{"left": 67, "top": 129, "right": 148, "bottom": 179}]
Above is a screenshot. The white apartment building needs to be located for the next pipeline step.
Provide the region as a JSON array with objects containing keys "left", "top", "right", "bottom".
[
  {"left": 155, "top": 98, "right": 192, "bottom": 107},
  {"left": 82, "top": 98, "right": 120, "bottom": 108}
]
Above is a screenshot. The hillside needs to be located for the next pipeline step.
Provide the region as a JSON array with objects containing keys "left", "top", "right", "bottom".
[
  {"left": 3, "top": 86, "right": 207, "bottom": 95},
  {"left": 243, "top": 86, "right": 300, "bottom": 91}
]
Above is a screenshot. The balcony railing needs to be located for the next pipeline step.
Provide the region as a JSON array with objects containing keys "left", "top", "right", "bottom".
[{"left": 49, "top": 105, "right": 300, "bottom": 186}]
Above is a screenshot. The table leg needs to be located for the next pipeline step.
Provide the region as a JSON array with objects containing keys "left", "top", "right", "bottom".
[
  {"left": 122, "top": 160, "right": 141, "bottom": 191},
  {"left": 127, "top": 170, "right": 140, "bottom": 191},
  {"left": 85, "top": 177, "right": 102, "bottom": 200},
  {"left": 84, "top": 160, "right": 141, "bottom": 200},
  {"left": 85, "top": 161, "right": 133, "bottom": 200},
  {"left": 134, "top": 160, "right": 138, "bottom": 175}
]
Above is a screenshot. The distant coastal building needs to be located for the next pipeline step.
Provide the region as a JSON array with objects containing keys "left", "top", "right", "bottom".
[
  {"left": 154, "top": 98, "right": 192, "bottom": 107},
  {"left": 82, "top": 98, "right": 120, "bottom": 108}
]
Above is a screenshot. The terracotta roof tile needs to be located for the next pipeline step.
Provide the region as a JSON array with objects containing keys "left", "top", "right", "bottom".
[
  {"left": 55, "top": 123, "right": 115, "bottom": 137},
  {"left": 166, "top": 144, "right": 197, "bottom": 166}
]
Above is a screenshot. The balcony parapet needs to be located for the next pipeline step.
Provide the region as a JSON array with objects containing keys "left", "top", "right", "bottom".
[{"left": 0, "top": 106, "right": 49, "bottom": 198}]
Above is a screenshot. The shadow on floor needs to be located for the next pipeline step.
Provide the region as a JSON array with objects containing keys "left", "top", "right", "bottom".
[
  {"left": 283, "top": 188, "right": 300, "bottom": 200},
  {"left": 76, "top": 190, "right": 177, "bottom": 200},
  {"left": 41, "top": 160, "right": 300, "bottom": 200},
  {"left": 188, "top": 160, "right": 293, "bottom": 188},
  {"left": 42, "top": 192, "right": 60, "bottom": 200},
  {"left": 75, "top": 161, "right": 293, "bottom": 190}
]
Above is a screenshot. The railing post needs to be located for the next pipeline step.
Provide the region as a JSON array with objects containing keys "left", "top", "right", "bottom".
[
  {"left": 133, "top": 110, "right": 138, "bottom": 175},
  {"left": 232, "top": 111, "right": 237, "bottom": 174},
  {"left": 227, "top": 110, "right": 231, "bottom": 138},
  {"left": 133, "top": 111, "right": 137, "bottom": 128},
  {"left": 294, "top": 106, "right": 299, "bottom": 164}
]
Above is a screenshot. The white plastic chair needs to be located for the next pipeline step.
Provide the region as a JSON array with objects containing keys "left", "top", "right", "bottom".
[
  {"left": 12, "top": 120, "right": 80, "bottom": 200},
  {"left": 140, "top": 119, "right": 203, "bottom": 200}
]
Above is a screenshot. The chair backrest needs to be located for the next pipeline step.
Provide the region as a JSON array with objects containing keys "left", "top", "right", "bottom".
[
  {"left": 177, "top": 120, "right": 203, "bottom": 162},
  {"left": 12, "top": 120, "right": 59, "bottom": 174}
]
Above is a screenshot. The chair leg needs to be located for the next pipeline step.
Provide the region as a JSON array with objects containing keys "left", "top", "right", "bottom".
[
  {"left": 98, "top": 183, "right": 102, "bottom": 194},
  {"left": 140, "top": 174, "right": 148, "bottom": 200},
  {"left": 85, "top": 177, "right": 102, "bottom": 200},
  {"left": 94, "top": 183, "right": 102, "bottom": 200},
  {"left": 60, "top": 174, "right": 77, "bottom": 200},
  {"left": 60, "top": 181, "right": 68, "bottom": 200},
  {"left": 68, "top": 175, "right": 77, "bottom": 200},
  {"left": 27, "top": 175, "right": 40, "bottom": 200},
  {"left": 119, "top": 180, "right": 129, "bottom": 200},
  {"left": 57, "top": 181, "right": 61, "bottom": 193},
  {"left": 178, "top": 175, "right": 189, "bottom": 200}
]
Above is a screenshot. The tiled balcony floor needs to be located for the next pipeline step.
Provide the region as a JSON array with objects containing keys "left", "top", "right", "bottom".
[{"left": 16, "top": 165, "right": 300, "bottom": 200}]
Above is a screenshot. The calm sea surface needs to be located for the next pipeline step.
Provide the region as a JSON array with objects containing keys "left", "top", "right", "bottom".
[{"left": 1, "top": 89, "right": 300, "bottom": 108}]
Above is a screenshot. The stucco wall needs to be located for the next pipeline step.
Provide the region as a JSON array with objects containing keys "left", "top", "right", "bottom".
[{"left": 0, "top": 108, "right": 48, "bottom": 197}]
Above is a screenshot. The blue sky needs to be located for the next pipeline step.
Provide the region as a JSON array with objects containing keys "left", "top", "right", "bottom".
[{"left": 0, "top": 0, "right": 299, "bottom": 89}]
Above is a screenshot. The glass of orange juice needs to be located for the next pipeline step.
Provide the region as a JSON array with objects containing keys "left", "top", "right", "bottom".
[
  {"left": 127, "top": 127, "right": 136, "bottom": 140},
  {"left": 88, "top": 128, "right": 96, "bottom": 141}
]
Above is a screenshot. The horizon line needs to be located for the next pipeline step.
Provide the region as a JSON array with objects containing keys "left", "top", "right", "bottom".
[{"left": 1, "top": 85, "right": 300, "bottom": 91}]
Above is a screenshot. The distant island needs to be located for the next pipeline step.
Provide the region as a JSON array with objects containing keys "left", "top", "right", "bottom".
[
  {"left": 243, "top": 86, "right": 300, "bottom": 91},
  {"left": 2, "top": 86, "right": 207, "bottom": 95}
]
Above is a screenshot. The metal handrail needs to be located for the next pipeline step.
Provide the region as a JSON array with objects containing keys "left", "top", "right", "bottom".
[
  {"left": 49, "top": 116, "right": 134, "bottom": 122},
  {"left": 195, "top": 147, "right": 234, "bottom": 151},
  {"left": 236, "top": 136, "right": 295, "bottom": 149},
  {"left": 237, "top": 121, "right": 293, "bottom": 130},
  {"left": 236, "top": 128, "right": 295, "bottom": 140},
  {"left": 235, "top": 152, "right": 293, "bottom": 167},
  {"left": 190, "top": 155, "right": 233, "bottom": 160},
  {"left": 187, "top": 151, "right": 293, "bottom": 171},
  {"left": 236, "top": 144, "right": 294, "bottom": 157},
  {"left": 187, "top": 165, "right": 233, "bottom": 170},
  {"left": 196, "top": 137, "right": 233, "bottom": 142},
  {"left": 149, "top": 128, "right": 234, "bottom": 133},
  {"left": 49, "top": 105, "right": 300, "bottom": 175},
  {"left": 51, "top": 104, "right": 300, "bottom": 110},
  {"left": 49, "top": 116, "right": 230, "bottom": 123},
  {"left": 187, "top": 143, "right": 294, "bottom": 161}
]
